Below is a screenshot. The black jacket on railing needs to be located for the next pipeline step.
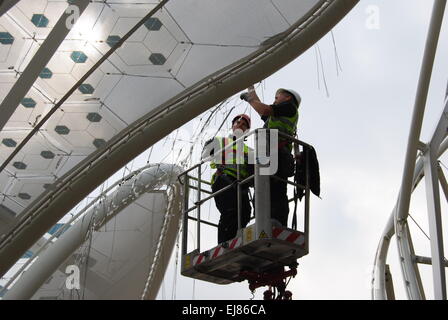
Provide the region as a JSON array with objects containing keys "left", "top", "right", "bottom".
[{"left": 296, "top": 145, "right": 320, "bottom": 201}]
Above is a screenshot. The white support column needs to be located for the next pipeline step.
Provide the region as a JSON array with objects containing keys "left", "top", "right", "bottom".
[
  {"left": 372, "top": 210, "right": 395, "bottom": 300},
  {"left": 254, "top": 130, "right": 272, "bottom": 240},
  {"left": 423, "top": 149, "right": 447, "bottom": 299},
  {"left": 393, "top": 0, "right": 446, "bottom": 300},
  {"left": 421, "top": 82, "right": 448, "bottom": 300},
  {"left": 373, "top": 137, "right": 448, "bottom": 300},
  {"left": 396, "top": 0, "right": 446, "bottom": 222},
  {"left": 0, "top": 0, "right": 90, "bottom": 131},
  {"left": 385, "top": 265, "right": 396, "bottom": 300}
]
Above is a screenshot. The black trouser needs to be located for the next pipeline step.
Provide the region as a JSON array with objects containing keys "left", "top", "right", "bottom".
[
  {"left": 212, "top": 174, "right": 251, "bottom": 243},
  {"left": 270, "top": 150, "right": 290, "bottom": 226}
]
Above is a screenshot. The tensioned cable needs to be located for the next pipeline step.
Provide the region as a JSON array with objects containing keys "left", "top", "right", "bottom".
[
  {"left": 407, "top": 212, "right": 448, "bottom": 262},
  {"left": 179, "top": 41, "right": 258, "bottom": 49},
  {"left": 408, "top": 213, "right": 430, "bottom": 241},
  {"left": 105, "top": 72, "right": 173, "bottom": 79},
  {"left": 270, "top": 0, "right": 291, "bottom": 26},
  {"left": 213, "top": 107, "right": 235, "bottom": 138},
  {"left": 314, "top": 45, "right": 320, "bottom": 90},
  {"left": 330, "top": 30, "right": 343, "bottom": 76},
  {"left": 316, "top": 43, "right": 330, "bottom": 97},
  {"left": 146, "top": 146, "right": 154, "bottom": 164},
  {"left": 0, "top": 0, "right": 170, "bottom": 174},
  {"left": 438, "top": 159, "right": 448, "bottom": 172},
  {"left": 92, "top": 2, "right": 108, "bottom": 31}
]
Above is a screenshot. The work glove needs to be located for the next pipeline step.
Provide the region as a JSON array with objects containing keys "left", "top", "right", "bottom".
[{"left": 240, "top": 92, "right": 250, "bottom": 102}]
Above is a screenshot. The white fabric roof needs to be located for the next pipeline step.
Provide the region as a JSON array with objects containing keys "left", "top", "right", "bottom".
[
  {"left": 0, "top": 0, "right": 322, "bottom": 217},
  {"left": 0, "top": 0, "right": 359, "bottom": 276}
]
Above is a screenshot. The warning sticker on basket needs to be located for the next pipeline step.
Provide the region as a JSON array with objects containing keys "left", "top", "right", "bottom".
[
  {"left": 245, "top": 226, "right": 253, "bottom": 242},
  {"left": 184, "top": 255, "right": 191, "bottom": 268}
]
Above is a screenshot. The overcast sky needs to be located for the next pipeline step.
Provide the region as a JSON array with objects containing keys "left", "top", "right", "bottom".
[{"left": 150, "top": 0, "right": 448, "bottom": 300}]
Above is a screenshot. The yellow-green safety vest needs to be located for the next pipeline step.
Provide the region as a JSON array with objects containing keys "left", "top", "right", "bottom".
[
  {"left": 210, "top": 137, "right": 250, "bottom": 184},
  {"left": 265, "top": 107, "right": 298, "bottom": 150}
]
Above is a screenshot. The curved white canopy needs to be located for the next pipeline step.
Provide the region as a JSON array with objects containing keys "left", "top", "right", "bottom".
[{"left": 0, "top": 0, "right": 359, "bottom": 276}]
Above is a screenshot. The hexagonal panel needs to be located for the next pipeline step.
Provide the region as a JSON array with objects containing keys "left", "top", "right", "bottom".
[
  {"left": 149, "top": 53, "right": 166, "bottom": 65},
  {"left": 78, "top": 83, "right": 94, "bottom": 94},
  {"left": 40, "top": 151, "right": 55, "bottom": 159},
  {"left": 21, "top": 97, "right": 37, "bottom": 108},
  {"left": 144, "top": 17, "right": 162, "bottom": 31},
  {"left": 39, "top": 67, "right": 53, "bottom": 79},
  {"left": 55, "top": 125, "right": 70, "bottom": 135},
  {"left": 31, "top": 14, "right": 49, "bottom": 28},
  {"left": 106, "top": 35, "right": 121, "bottom": 48},
  {"left": 0, "top": 21, "right": 25, "bottom": 71},
  {"left": 93, "top": 138, "right": 106, "bottom": 149},
  {"left": 13, "top": 162, "right": 27, "bottom": 170},
  {"left": 87, "top": 112, "right": 102, "bottom": 123},
  {"left": 70, "top": 51, "right": 88, "bottom": 63},
  {"left": 0, "top": 32, "right": 14, "bottom": 45},
  {"left": 43, "top": 183, "right": 53, "bottom": 190},
  {"left": 2, "top": 138, "right": 17, "bottom": 148},
  {"left": 18, "top": 193, "right": 31, "bottom": 200}
]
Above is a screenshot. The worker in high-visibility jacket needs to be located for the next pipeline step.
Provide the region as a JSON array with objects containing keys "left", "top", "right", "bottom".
[
  {"left": 240, "top": 86, "right": 300, "bottom": 227},
  {"left": 203, "top": 114, "right": 253, "bottom": 243}
]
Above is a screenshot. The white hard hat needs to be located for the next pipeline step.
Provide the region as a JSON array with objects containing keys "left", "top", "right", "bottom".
[{"left": 278, "top": 88, "right": 301, "bottom": 106}]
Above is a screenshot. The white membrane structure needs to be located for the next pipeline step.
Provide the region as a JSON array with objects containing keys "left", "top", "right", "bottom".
[
  {"left": 3, "top": 163, "right": 182, "bottom": 299},
  {"left": 0, "top": 0, "right": 359, "bottom": 297}
]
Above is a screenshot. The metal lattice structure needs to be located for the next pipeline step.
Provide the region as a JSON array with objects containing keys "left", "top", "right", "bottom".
[{"left": 372, "top": 0, "right": 447, "bottom": 300}]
